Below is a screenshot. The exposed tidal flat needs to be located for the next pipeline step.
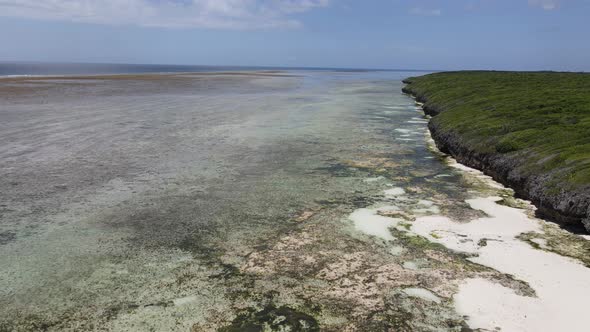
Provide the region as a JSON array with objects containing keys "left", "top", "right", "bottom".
[{"left": 1, "top": 71, "right": 589, "bottom": 331}]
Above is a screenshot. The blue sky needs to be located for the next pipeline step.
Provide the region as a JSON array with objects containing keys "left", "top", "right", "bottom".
[{"left": 0, "top": 0, "right": 588, "bottom": 71}]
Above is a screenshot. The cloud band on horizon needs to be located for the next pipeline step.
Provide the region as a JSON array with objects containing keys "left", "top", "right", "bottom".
[{"left": 0, "top": 0, "right": 330, "bottom": 29}]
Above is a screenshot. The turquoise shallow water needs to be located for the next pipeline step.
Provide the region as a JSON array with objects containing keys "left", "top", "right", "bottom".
[{"left": 2, "top": 70, "right": 584, "bottom": 331}]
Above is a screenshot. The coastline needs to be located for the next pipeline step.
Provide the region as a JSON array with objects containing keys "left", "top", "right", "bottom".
[{"left": 402, "top": 75, "right": 590, "bottom": 233}]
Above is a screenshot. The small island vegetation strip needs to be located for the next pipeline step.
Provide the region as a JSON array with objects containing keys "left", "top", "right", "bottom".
[{"left": 402, "top": 71, "right": 590, "bottom": 232}]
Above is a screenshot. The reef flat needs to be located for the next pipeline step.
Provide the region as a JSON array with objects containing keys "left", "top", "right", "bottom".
[
  {"left": 403, "top": 71, "right": 590, "bottom": 232},
  {"left": 2, "top": 71, "right": 589, "bottom": 331}
]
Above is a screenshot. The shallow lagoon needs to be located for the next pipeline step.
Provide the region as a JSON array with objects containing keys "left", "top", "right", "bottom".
[{"left": 1, "top": 71, "right": 588, "bottom": 331}]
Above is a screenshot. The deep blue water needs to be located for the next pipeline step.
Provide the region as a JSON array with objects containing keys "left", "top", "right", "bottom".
[{"left": 0, "top": 62, "right": 424, "bottom": 77}]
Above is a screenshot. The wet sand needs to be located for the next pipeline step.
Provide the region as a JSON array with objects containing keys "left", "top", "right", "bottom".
[{"left": 1, "top": 71, "right": 589, "bottom": 331}]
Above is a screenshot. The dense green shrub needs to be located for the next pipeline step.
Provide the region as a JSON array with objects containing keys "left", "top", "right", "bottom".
[{"left": 404, "top": 71, "right": 590, "bottom": 188}]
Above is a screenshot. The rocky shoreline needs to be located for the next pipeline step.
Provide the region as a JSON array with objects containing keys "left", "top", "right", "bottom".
[{"left": 402, "top": 79, "right": 590, "bottom": 233}]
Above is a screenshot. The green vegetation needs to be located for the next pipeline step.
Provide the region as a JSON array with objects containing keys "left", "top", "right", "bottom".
[{"left": 404, "top": 71, "right": 590, "bottom": 189}]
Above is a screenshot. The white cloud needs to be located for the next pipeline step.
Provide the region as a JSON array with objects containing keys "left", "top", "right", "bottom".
[
  {"left": 528, "top": 0, "right": 560, "bottom": 10},
  {"left": 409, "top": 7, "right": 442, "bottom": 16},
  {"left": 0, "top": 0, "right": 331, "bottom": 29}
]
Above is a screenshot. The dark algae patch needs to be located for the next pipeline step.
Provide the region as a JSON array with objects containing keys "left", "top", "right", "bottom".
[
  {"left": 403, "top": 71, "right": 590, "bottom": 231},
  {"left": 217, "top": 304, "right": 320, "bottom": 332}
]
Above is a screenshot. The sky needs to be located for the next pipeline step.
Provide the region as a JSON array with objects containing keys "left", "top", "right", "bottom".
[{"left": 0, "top": 0, "right": 588, "bottom": 71}]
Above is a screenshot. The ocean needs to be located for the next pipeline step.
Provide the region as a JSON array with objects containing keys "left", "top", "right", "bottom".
[{"left": 0, "top": 61, "right": 416, "bottom": 77}]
